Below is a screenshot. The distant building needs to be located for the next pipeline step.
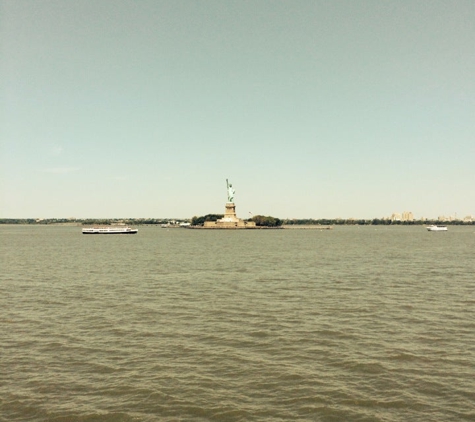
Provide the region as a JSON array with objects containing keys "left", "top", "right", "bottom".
[
  {"left": 391, "top": 211, "right": 414, "bottom": 222},
  {"left": 390, "top": 213, "right": 401, "bottom": 221}
]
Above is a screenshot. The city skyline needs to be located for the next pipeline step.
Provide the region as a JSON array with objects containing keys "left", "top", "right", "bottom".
[{"left": 2, "top": 1, "right": 474, "bottom": 219}]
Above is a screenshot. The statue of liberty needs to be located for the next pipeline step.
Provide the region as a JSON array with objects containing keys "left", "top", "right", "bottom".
[{"left": 226, "top": 179, "right": 235, "bottom": 203}]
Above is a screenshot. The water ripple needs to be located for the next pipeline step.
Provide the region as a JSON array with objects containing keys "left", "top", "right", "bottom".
[{"left": 1, "top": 225, "right": 474, "bottom": 421}]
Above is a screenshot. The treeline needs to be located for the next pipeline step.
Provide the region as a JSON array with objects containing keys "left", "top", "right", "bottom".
[
  {"left": 251, "top": 215, "right": 283, "bottom": 227},
  {"left": 191, "top": 214, "right": 224, "bottom": 226},
  {"left": 0, "top": 219, "right": 38, "bottom": 224},
  {"left": 283, "top": 219, "right": 475, "bottom": 225},
  {"left": 2, "top": 218, "right": 473, "bottom": 226},
  {"left": 0, "top": 218, "right": 188, "bottom": 225}
]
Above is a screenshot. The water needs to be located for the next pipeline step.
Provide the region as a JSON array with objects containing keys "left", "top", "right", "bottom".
[{"left": 1, "top": 225, "right": 474, "bottom": 421}]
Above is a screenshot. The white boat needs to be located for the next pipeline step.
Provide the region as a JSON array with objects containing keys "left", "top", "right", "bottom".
[
  {"left": 426, "top": 225, "right": 447, "bottom": 232},
  {"left": 82, "top": 226, "right": 138, "bottom": 234}
]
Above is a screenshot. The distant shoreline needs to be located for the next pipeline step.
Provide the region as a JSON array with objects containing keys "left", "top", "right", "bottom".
[
  {"left": 282, "top": 225, "right": 333, "bottom": 230},
  {"left": 1, "top": 219, "right": 474, "bottom": 226}
]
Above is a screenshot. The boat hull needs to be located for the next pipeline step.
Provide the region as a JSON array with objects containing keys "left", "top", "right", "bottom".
[
  {"left": 426, "top": 225, "right": 447, "bottom": 232},
  {"left": 82, "top": 231, "right": 137, "bottom": 234},
  {"left": 82, "top": 227, "right": 138, "bottom": 234}
]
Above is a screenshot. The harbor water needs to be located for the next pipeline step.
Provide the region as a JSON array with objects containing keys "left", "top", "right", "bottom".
[{"left": 1, "top": 225, "right": 474, "bottom": 421}]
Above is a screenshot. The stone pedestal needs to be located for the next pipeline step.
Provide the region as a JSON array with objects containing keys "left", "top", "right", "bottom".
[
  {"left": 203, "top": 202, "right": 256, "bottom": 229},
  {"left": 223, "top": 202, "right": 239, "bottom": 221}
]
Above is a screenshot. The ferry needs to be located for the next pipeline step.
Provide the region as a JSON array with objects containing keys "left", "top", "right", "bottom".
[
  {"left": 82, "top": 226, "right": 138, "bottom": 234},
  {"left": 426, "top": 225, "right": 447, "bottom": 232}
]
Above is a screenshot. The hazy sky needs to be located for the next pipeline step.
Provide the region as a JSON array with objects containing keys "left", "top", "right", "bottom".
[{"left": 1, "top": 0, "right": 474, "bottom": 219}]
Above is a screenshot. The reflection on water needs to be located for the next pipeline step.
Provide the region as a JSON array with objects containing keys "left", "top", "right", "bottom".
[{"left": 1, "top": 225, "right": 474, "bottom": 421}]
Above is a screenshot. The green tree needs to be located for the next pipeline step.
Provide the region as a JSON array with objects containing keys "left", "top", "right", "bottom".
[
  {"left": 251, "top": 215, "right": 283, "bottom": 227},
  {"left": 191, "top": 214, "right": 224, "bottom": 226}
]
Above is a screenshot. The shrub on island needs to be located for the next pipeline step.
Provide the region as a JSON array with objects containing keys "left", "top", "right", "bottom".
[
  {"left": 191, "top": 214, "right": 224, "bottom": 226},
  {"left": 250, "top": 215, "right": 283, "bottom": 227}
]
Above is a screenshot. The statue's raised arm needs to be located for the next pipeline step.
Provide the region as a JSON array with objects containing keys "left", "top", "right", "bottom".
[{"left": 226, "top": 179, "right": 235, "bottom": 203}]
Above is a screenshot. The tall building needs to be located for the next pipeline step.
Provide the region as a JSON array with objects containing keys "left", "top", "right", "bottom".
[
  {"left": 390, "top": 211, "right": 414, "bottom": 222},
  {"left": 390, "top": 213, "right": 401, "bottom": 221}
]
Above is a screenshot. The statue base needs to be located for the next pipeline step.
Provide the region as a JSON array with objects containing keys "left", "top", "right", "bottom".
[{"left": 203, "top": 202, "right": 256, "bottom": 229}]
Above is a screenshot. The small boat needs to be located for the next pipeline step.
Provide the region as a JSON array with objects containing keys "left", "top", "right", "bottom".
[
  {"left": 82, "top": 226, "right": 138, "bottom": 234},
  {"left": 426, "top": 225, "right": 447, "bottom": 232}
]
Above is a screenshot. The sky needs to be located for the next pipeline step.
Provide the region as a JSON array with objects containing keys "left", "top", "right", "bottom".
[{"left": 1, "top": 0, "right": 474, "bottom": 219}]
